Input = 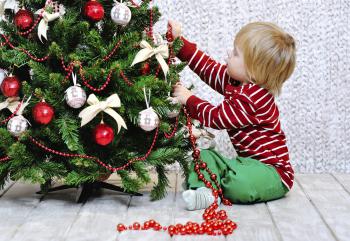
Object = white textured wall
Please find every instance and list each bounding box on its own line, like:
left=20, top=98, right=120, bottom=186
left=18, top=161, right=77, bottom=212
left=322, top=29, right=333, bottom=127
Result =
left=154, top=0, right=350, bottom=173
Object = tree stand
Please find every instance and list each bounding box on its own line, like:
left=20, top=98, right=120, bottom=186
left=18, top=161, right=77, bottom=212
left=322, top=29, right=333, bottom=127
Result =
left=37, top=181, right=143, bottom=203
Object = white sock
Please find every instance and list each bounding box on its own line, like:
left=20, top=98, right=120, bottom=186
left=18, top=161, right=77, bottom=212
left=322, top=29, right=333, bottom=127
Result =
left=182, top=187, right=221, bottom=211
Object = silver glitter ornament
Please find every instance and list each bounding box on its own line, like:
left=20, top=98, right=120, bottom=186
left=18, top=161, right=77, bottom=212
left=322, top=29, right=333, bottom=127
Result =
left=7, top=115, right=28, bottom=136
left=138, top=107, right=159, bottom=131
left=65, top=73, right=87, bottom=109
left=65, top=85, right=87, bottom=109
left=111, top=1, right=131, bottom=26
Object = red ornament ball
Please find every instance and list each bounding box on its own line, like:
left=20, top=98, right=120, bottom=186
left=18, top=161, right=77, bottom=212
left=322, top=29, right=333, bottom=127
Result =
left=141, top=62, right=150, bottom=75
left=14, top=9, right=34, bottom=31
left=93, top=123, right=114, bottom=146
left=32, top=101, right=54, bottom=125
left=84, top=0, right=105, bottom=22
left=1, top=75, right=21, bottom=97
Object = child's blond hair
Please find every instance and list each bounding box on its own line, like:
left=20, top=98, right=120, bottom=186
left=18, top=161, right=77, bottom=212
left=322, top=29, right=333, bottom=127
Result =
left=235, top=22, right=296, bottom=95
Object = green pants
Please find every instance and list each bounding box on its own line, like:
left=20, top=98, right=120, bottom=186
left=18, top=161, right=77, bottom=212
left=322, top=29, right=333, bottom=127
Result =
left=187, top=149, right=289, bottom=204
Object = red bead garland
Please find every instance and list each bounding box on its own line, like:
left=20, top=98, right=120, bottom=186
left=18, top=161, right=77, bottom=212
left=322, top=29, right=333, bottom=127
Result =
left=116, top=107, right=237, bottom=237
left=163, top=115, right=179, bottom=139
left=0, top=156, right=11, bottom=162
left=26, top=123, right=159, bottom=172
left=1, top=34, right=50, bottom=62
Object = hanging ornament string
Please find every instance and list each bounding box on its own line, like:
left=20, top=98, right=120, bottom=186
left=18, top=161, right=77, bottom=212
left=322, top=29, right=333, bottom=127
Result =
left=143, top=86, right=151, bottom=109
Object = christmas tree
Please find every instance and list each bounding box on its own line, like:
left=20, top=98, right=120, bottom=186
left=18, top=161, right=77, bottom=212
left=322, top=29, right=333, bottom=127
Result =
left=0, top=0, right=191, bottom=201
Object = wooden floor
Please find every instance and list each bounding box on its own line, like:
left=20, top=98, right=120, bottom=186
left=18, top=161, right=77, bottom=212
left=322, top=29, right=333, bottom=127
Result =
left=0, top=173, right=349, bottom=241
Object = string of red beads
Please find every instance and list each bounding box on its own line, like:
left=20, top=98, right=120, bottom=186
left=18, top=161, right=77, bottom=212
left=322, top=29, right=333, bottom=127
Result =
left=78, top=62, right=115, bottom=92
left=1, top=34, right=50, bottom=62
left=116, top=107, right=237, bottom=237
left=99, top=39, right=123, bottom=64
left=0, top=156, right=11, bottom=162
left=163, top=115, right=179, bottom=139
left=28, top=125, right=159, bottom=173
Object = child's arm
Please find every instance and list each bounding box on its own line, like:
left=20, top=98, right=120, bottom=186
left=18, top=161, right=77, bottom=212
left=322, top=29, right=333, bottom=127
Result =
left=185, top=93, right=258, bottom=130
left=168, top=20, right=232, bottom=95
left=177, top=37, right=232, bottom=96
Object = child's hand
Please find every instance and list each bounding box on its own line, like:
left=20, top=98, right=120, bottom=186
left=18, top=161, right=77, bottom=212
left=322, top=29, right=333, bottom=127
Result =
left=167, top=20, right=182, bottom=40
left=171, top=82, right=193, bottom=105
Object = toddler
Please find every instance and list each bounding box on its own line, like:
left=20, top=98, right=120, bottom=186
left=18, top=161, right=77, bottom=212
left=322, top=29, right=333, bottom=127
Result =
left=169, top=21, right=296, bottom=210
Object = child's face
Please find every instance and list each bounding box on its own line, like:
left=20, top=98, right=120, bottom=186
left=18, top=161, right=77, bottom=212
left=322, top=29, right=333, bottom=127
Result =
left=225, top=44, right=249, bottom=83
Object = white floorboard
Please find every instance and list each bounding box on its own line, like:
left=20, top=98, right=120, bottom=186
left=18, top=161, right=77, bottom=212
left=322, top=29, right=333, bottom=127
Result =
left=297, top=174, right=350, bottom=241
left=267, top=178, right=335, bottom=241
left=0, top=182, right=42, bottom=241
left=0, top=174, right=350, bottom=241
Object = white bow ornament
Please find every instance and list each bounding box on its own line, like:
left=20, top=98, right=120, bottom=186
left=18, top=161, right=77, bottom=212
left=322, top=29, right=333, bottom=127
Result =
left=0, top=95, right=31, bottom=115
left=35, top=2, right=65, bottom=43
left=78, top=94, right=127, bottom=134
left=131, top=40, right=169, bottom=79
left=0, top=97, right=21, bottom=113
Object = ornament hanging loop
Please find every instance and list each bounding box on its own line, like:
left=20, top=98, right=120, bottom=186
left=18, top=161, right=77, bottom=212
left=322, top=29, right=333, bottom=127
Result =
left=143, top=86, right=151, bottom=109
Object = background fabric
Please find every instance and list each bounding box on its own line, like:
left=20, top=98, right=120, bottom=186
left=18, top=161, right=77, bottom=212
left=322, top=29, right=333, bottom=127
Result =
left=153, top=0, right=350, bottom=173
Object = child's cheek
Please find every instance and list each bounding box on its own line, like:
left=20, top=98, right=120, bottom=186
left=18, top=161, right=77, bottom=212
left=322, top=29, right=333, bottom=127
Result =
left=226, top=62, right=236, bottom=78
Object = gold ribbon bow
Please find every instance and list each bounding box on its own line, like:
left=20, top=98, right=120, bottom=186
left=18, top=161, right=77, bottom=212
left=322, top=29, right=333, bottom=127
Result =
left=78, top=94, right=127, bottom=133
left=131, top=40, right=169, bottom=78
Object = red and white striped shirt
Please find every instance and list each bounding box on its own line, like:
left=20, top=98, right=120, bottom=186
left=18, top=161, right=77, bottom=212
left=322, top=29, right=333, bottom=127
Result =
left=178, top=37, right=294, bottom=190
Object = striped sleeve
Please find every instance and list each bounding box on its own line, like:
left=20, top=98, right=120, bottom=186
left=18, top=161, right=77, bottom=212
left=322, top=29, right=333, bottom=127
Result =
left=185, top=94, right=259, bottom=130
left=178, top=37, right=231, bottom=95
